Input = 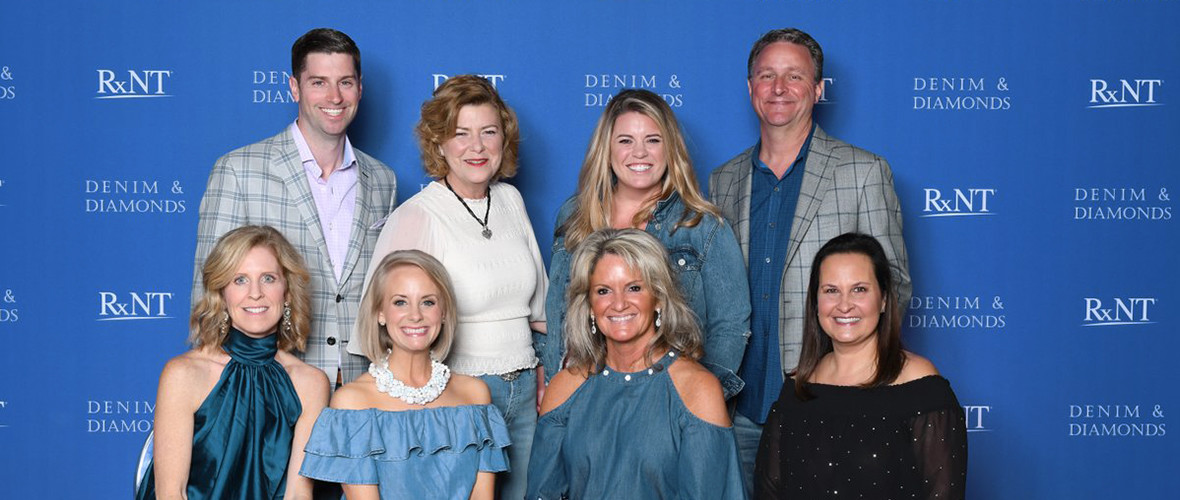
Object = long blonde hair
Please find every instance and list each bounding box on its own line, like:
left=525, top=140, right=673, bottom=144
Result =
left=558, top=89, right=720, bottom=250
left=190, top=225, right=311, bottom=352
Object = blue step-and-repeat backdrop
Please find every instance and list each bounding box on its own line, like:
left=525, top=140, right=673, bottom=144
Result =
left=1, top=1, right=1177, bottom=498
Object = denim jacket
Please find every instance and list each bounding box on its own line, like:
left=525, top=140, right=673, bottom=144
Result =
left=537, top=193, right=751, bottom=398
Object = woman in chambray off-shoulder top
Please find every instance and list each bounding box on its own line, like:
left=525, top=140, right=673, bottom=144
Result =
left=301, top=251, right=510, bottom=499
left=528, top=229, right=746, bottom=499
left=540, top=89, right=749, bottom=398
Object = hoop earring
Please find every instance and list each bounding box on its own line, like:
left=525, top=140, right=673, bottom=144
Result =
left=282, top=301, right=293, bottom=336
left=219, top=310, right=229, bottom=336
left=655, top=308, right=662, bottom=330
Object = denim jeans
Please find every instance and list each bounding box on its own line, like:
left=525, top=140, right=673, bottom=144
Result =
left=733, top=412, right=764, bottom=496
left=481, top=369, right=537, bottom=500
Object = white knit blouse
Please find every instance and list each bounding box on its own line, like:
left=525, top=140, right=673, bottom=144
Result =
left=355, top=181, right=548, bottom=376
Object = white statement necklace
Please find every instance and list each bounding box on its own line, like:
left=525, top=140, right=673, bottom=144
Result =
left=369, top=356, right=451, bottom=405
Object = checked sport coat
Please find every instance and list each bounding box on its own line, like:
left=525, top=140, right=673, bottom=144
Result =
left=708, top=125, right=911, bottom=373
left=192, top=127, right=397, bottom=383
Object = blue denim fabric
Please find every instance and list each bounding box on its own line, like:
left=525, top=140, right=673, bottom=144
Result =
left=480, top=370, right=537, bottom=500
left=732, top=411, right=764, bottom=496
left=540, top=193, right=751, bottom=397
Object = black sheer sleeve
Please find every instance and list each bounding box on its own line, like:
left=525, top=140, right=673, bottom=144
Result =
left=911, top=405, right=968, bottom=499
left=754, top=399, right=786, bottom=499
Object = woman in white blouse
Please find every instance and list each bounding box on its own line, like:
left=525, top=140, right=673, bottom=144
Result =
left=356, top=74, right=547, bottom=499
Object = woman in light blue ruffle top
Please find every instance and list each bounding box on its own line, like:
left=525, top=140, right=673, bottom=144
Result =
left=300, top=250, right=510, bottom=499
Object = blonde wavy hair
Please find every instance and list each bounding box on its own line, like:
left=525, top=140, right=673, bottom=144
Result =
left=190, top=225, right=311, bottom=352
left=416, top=75, right=521, bottom=182
left=355, top=250, right=458, bottom=362
left=558, top=89, right=720, bottom=250
left=564, top=228, right=704, bottom=373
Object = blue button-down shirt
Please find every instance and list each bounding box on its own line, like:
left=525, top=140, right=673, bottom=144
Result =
left=736, top=124, right=814, bottom=424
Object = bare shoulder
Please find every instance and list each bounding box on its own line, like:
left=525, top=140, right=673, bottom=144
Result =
left=276, top=352, right=330, bottom=403
left=161, top=350, right=208, bottom=380
left=539, top=368, right=589, bottom=415
left=448, top=374, right=492, bottom=405
left=895, top=351, right=940, bottom=384
left=157, top=349, right=224, bottom=408
left=668, top=358, right=731, bottom=427
left=162, top=349, right=225, bottom=385
left=330, top=375, right=376, bottom=410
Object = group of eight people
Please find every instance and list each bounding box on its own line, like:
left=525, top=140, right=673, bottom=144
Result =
left=136, top=26, right=966, bottom=500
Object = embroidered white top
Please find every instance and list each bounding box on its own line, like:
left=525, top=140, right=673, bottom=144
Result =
left=355, top=181, right=548, bottom=376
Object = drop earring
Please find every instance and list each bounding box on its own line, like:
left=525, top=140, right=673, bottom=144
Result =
left=282, top=301, right=293, bottom=335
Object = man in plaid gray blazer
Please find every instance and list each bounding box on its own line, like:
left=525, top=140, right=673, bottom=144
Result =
left=708, top=28, right=911, bottom=490
left=193, top=29, right=397, bottom=385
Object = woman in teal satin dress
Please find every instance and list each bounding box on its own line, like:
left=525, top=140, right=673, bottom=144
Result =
left=136, top=225, right=330, bottom=500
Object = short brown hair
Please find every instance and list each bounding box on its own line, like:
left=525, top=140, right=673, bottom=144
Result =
left=416, top=75, right=520, bottom=181
left=747, top=28, right=824, bottom=83
left=291, top=28, right=361, bottom=80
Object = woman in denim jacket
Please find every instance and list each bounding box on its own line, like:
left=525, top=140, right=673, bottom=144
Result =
left=539, top=89, right=750, bottom=398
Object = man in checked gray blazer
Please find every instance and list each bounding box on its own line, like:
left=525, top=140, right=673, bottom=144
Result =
left=709, top=28, right=911, bottom=490
left=193, top=28, right=397, bottom=386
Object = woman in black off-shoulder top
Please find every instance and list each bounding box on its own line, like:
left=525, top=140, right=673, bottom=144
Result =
left=754, top=233, right=967, bottom=499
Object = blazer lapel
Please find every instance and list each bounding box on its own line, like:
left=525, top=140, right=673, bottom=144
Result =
left=785, top=126, right=835, bottom=268
left=275, top=131, right=333, bottom=285
left=339, top=159, right=373, bottom=287
left=735, top=153, right=753, bottom=262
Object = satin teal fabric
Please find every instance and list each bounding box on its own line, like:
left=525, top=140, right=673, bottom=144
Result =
left=136, top=328, right=302, bottom=500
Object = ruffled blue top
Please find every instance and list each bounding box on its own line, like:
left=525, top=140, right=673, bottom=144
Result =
left=300, top=404, right=511, bottom=499
left=527, top=350, right=747, bottom=499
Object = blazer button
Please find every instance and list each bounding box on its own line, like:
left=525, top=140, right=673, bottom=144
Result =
left=326, top=337, right=337, bottom=346
left=335, top=294, right=343, bottom=303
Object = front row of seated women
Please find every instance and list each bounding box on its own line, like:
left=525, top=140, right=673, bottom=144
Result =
left=140, top=224, right=964, bottom=499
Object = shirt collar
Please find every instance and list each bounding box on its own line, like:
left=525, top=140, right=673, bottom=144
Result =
left=289, top=120, right=357, bottom=178
left=648, top=191, right=682, bottom=223
left=752, top=122, right=816, bottom=175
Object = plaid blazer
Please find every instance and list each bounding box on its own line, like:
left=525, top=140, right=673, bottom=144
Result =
left=708, top=126, right=910, bottom=372
left=192, top=128, right=398, bottom=382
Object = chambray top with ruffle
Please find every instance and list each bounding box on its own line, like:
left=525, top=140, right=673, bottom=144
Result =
left=299, top=404, right=511, bottom=499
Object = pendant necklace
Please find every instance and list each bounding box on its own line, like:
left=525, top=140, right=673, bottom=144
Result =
left=442, top=177, right=492, bottom=239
